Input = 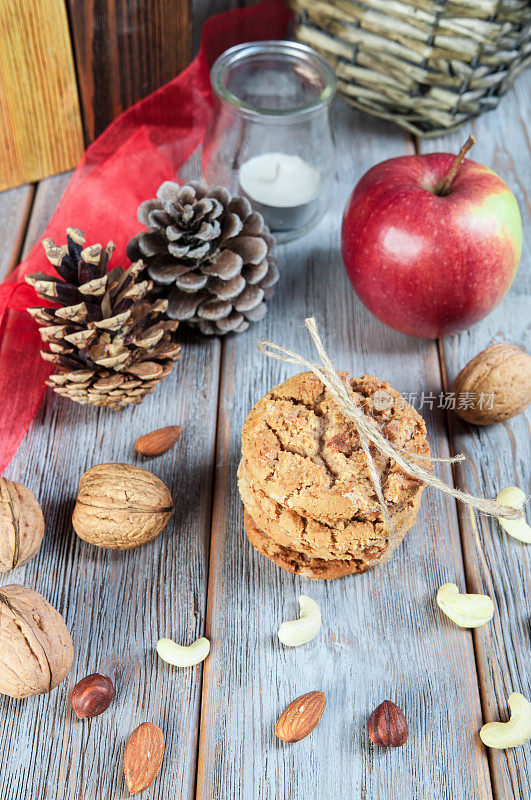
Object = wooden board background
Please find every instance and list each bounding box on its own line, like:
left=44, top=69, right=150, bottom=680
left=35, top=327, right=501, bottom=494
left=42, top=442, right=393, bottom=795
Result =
left=66, top=0, right=192, bottom=141
left=0, top=1, right=529, bottom=798
left=431, top=78, right=531, bottom=799
left=0, top=0, right=84, bottom=191
left=0, top=0, right=191, bottom=190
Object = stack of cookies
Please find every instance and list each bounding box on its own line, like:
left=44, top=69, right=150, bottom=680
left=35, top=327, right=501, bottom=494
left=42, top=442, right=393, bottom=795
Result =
left=238, top=371, right=431, bottom=579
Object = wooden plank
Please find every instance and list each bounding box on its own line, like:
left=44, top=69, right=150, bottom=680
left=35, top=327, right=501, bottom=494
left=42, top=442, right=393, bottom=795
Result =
left=426, top=73, right=531, bottom=800
left=1, top=4, right=525, bottom=798
left=67, top=0, right=193, bottom=141
left=0, top=172, right=70, bottom=281
left=19, top=172, right=73, bottom=258
left=0, top=184, right=34, bottom=279
left=192, top=0, right=241, bottom=51
left=0, top=169, right=222, bottom=798
left=197, top=100, right=493, bottom=800
left=0, top=0, right=84, bottom=191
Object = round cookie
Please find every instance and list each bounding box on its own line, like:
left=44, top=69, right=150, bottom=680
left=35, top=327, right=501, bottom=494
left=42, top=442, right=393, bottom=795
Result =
left=238, top=459, right=421, bottom=561
left=243, top=510, right=384, bottom=579
left=241, top=372, right=431, bottom=524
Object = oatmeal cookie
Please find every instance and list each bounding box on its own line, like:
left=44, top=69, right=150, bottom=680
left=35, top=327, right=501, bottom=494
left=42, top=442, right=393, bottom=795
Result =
left=238, top=459, right=421, bottom=561
left=243, top=510, right=384, bottom=579
left=241, top=372, right=430, bottom=524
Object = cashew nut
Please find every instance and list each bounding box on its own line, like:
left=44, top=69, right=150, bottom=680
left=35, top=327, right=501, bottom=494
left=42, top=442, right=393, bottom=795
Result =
left=480, top=693, right=531, bottom=749
left=156, top=636, right=210, bottom=667
left=436, top=583, right=494, bottom=628
left=496, top=486, right=531, bottom=543
left=278, top=595, right=322, bottom=647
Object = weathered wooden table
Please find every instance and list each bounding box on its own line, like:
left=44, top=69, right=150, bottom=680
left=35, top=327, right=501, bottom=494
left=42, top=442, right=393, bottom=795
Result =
left=0, top=6, right=529, bottom=798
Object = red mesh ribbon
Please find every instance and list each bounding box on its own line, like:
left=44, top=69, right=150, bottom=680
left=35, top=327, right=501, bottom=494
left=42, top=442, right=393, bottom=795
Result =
left=0, top=0, right=291, bottom=473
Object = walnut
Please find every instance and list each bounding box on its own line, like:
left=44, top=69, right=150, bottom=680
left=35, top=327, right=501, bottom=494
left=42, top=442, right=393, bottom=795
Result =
left=72, top=463, right=173, bottom=549
left=0, top=479, right=45, bottom=572
left=452, top=343, right=531, bottom=425
left=0, top=585, right=74, bottom=698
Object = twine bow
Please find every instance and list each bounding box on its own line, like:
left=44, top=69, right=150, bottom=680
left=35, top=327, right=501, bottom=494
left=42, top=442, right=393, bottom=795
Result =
left=258, top=318, right=522, bottom=560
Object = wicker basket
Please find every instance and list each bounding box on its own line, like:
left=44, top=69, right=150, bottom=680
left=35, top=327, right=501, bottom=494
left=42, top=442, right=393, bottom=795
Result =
left=290, top=0, right=531, bottom=136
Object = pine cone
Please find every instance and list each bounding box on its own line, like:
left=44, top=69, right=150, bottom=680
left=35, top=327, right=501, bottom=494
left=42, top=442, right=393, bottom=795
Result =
left=126, top=181, right=279, bottom=335
left=25, top=229, right=181, bottom=409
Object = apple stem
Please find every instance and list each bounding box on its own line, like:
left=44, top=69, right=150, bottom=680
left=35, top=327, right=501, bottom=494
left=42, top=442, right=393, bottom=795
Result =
left=438, top=135, right=476, bottom=196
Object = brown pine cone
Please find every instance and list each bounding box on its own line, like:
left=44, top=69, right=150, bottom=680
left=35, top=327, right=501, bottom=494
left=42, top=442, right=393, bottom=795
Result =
left=25, top=229, right=181, bottom=409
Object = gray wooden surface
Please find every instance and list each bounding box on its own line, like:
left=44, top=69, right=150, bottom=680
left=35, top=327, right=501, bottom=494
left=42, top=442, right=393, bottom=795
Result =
left=429, top=76, right=531, bottom=800
left=0, top=2, right=529, bottom=798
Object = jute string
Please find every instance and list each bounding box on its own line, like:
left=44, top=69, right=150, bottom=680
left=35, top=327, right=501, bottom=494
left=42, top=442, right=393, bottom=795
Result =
left=258, top=318, right=522, bottom=561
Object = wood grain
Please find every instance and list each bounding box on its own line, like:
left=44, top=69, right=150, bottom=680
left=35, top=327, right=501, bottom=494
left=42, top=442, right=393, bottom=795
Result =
left=0, top=341, right=221, bottom=799
left=196, top=100, right=493, bottom=800
left=192, top=0, right=243, bottom=51
left=0, top=0, right=84, bottom=191
left=1, top=3, right=529, bottom=798
left=0, top=185, right=34, bottom=279
left=426, top=73, right=531, bottom=800
left=19, top=173, right=74, bottom=258
left=67, top=0, right=192, bottom=142
left=0, top=166, right=222, bottom=798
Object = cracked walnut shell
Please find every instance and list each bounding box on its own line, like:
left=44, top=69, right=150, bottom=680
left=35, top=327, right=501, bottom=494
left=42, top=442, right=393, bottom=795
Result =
left=72, top=463, right=173, bottom=549
left=0, top=585, right=74, bottom=698
left=0, top=479, right=45, bottom=572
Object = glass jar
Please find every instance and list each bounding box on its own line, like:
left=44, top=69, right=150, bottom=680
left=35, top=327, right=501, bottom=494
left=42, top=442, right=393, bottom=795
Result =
left=202, top=40, right=336, bottom=243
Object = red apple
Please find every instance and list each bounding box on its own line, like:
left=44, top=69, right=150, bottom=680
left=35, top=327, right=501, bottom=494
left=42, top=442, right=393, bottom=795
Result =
left=341, top=139, right=522, bottom=338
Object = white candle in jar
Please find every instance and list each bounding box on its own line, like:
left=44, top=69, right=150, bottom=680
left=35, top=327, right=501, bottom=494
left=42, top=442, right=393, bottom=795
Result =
left=239, top=153, right=320, bottom=206
left=238, top=153, right=321, bottom=232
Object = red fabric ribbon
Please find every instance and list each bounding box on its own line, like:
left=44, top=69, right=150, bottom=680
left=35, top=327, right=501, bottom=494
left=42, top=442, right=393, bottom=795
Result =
left=0, top=0, right=291, bottom=474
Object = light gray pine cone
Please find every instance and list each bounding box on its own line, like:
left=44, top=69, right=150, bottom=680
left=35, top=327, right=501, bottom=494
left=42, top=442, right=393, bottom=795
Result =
left=126, top=181, right=279, bottom=335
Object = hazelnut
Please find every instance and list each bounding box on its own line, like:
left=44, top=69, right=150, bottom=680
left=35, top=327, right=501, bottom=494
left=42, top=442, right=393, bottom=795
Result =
left=0, top=585, right=73, bottom=698
left=368, top=700, right=408, bottom=747
left=70, top=673, right=115, bottom=718
left=72, top=463, right=173, bottom=549
left=0, top=478, right=45, bottom=572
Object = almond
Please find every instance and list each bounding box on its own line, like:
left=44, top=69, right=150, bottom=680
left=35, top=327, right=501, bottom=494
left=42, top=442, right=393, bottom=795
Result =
left=134, top=426, right=182, bottom=457
left=368, top=700, right=408, bottom=747
left=275, top=690, right=326, bottom=742
left=124, top=722, right=165, bottom=795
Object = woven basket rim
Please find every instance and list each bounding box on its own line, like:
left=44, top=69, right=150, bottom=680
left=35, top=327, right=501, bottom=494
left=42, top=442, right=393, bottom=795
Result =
left=290, top=0, right=531, bottom=136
